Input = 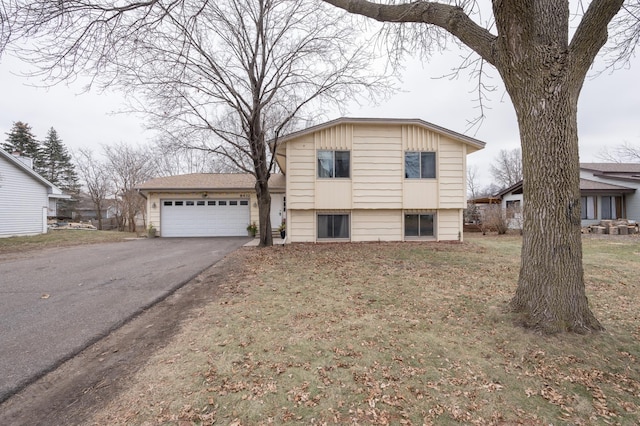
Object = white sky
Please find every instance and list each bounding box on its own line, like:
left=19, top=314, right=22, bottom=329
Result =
left=1, top=41, right=639, bottom=188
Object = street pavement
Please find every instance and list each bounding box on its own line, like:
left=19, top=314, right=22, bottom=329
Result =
left=0, top=237, right=248, bottom=402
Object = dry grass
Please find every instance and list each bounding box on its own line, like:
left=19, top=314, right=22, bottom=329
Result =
left=0, top=230, right=138, bottom=255
left=91, top=234, right=640, bottom=425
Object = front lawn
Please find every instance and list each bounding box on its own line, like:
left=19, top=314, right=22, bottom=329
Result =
left=92, top=234, right=640, bottom=425
left=0, top=230, right=137, bottom=255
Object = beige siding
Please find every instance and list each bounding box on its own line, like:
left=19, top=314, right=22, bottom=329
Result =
left=402, top=125, right=440, bottom=151
left=282, top=121, right=473, bottom=243
left=353, top=125, right=403, bottom=208
left=351, top=210, right=402, bottom=242
left=286, top=134, right=315, bottom=209
left=315, top=124, right=353, bottom=150
left=288, top=210, right=315, bottom=242
left=438, top=138, right=466, bottom=209
left=403, top=181, right=439, bottom=209
left=437, top=209, right=463, bottom=241
left=316, top=180, right=352, bottom=209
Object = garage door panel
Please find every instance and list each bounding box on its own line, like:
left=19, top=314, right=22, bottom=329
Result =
left=161, top=199, right=250, bottom=237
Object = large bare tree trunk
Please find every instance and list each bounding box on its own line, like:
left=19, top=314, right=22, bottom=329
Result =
left=507, top=85, right=603, bottom=333
left=496, top=0, right=604, bottom=333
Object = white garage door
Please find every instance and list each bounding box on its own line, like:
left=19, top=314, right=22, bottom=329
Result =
left=161, top=199, right=250, bottom=237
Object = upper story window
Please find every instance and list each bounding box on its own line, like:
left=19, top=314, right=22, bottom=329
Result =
left=405, top=151, right=436, bottom=179
left=318, top=150, right=350, bottom=178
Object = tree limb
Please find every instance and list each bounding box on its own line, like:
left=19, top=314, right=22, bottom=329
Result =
left=321, top=0, right=497, bottom=64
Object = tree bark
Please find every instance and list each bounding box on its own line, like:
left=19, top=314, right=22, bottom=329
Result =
left=505, top=81, right=603, bottom=333
left=255, top=178, right=273, bottom=247
left=493, top=0, right=607, bottom=333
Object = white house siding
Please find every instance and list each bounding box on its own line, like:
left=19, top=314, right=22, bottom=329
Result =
left=0, top=155, right=49, bottom=237
left=351, top=210, right=402, bottom=242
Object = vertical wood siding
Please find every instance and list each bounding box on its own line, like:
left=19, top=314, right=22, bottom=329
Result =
left=0, top=156, right=48, bottom=237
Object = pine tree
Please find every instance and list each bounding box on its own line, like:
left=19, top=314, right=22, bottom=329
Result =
left=41, top=127, right=80, bottom=218
left=3, top=121, right=44, bottom=172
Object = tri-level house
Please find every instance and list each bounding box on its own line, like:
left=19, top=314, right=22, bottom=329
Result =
left=273, top=118, right=486, bottom=243
left=137, top=118, right=485, bottom=240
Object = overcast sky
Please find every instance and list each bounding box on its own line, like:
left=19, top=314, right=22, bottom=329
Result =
left=1, top=41, right=639, bottom=187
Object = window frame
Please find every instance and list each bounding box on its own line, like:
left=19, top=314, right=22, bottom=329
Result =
left=405, top=151, right=436, bottom=179
left=317, top=213, right=350, bottom=239
left=404, top=213, right=435, bottom=238
left=317, top=150, right=351, bottom=179
left=580, top=196, right=596, bottom=220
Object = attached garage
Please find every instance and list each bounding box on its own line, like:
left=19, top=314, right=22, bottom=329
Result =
left=161, top=199, right=250, bottom=237
left=137, top=173, right=286, bottom=238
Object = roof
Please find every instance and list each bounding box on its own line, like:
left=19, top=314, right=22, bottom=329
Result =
left=137, top=173, right=286, bottom=192
left=274, top=117, right=487, bottom=150
left=580, top=163, right=640, bottom=174
left=0, top=147, right=68, bottom=198
left=494, top=177, right=636, bottom=198
left=579, top=178, right=636, bottom=193
left=496, top=181, right=524, bottom=198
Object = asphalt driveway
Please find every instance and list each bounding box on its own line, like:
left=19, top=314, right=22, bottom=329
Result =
left=0, top=237, right=248, bottom=403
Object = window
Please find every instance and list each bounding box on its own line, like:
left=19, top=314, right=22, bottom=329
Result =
left=506, top=200, right=521, bottom=219
left=404, top=214, right=434, bottom=237
left=174, top=201, right=184, bottom=206
left=601, top=196, right=623, bottom=220
left=405, top=152, right=436, bottom=179
left=318, top=150, right=350, bottom=178
left=581, top=196, right=595, bottom=220
left=317, top=214, right=349, bottom=239
left=197, top=201, right=205, bottom=206
left=163, top=201, right=172, bottom=206
left=208, top=201, right=216, bottom=206
left=219, top=201, right=227, bottom=206
left=186, top=201, right=194, bottom=206
left=240, top=200, right=249, bottom=206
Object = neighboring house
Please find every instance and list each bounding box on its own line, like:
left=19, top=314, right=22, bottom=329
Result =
left=497, top=182, right=524, bottom=229
left=273, top=117, right=485, bottom=243
left=0, top=147, right=70, bottom=238
left=579, top=163, right=640, bottom=226
left=496, top=163, right=640, bottom=228
left=137, top=173, right=286, bottom=237
left=72, top=193, right=118, bottom=221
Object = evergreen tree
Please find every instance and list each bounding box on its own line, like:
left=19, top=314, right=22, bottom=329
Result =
left=3, top=121, right=44, bottom=172
left=41, top=127, right=79, bottom=189
left=41, top=127, right=80, bottom=218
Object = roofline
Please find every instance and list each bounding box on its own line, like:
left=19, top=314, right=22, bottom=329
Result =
left=590, top=172, right=640, bottom=184
left=137, top=186, right=285, bottom=192
left=495, top=178, right=636, bottom=198
left=272, top=117, right=487, bottom=150
left=0, top=146, right=65, bottom=194
left=496, top=180, right=523, bottom=198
